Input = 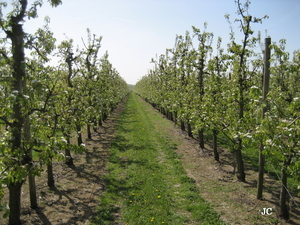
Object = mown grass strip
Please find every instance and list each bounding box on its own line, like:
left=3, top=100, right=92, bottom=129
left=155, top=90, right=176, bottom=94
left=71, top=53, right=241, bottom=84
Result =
left=90, top=93, right=226, bottom=225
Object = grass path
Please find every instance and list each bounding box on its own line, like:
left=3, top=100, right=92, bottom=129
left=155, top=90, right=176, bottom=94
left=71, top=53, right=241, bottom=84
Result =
left=91, top=93, right=226, bottom=225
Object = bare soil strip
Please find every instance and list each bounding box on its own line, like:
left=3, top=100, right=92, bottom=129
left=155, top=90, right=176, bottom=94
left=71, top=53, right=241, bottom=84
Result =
left=0, top=101, right=125, bottom=225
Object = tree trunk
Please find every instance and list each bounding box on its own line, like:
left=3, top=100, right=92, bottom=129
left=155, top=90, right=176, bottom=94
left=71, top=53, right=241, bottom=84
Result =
left=168, top=111, right=173, bottom=121
left=231, top=15, right=252, bottom=184
left=162, top=108, right=166, bottom=116
left=87, top=124, right=92, bottom=139
left=47, top=161, right=55, bottom=187
left=65, top=149, right=74, bottom=166
left=8, top=181, right=23, bottom=225
left=24, top=112, right=37, bottom=209
left=180, top=120, right=185, bottom=131
left=28, top=174, right=37, bottom=209
left=103, top=112, right=108, bottom=121
left=235, top=139, right=245, bottom=182
left=257, top=141, right=265, bottom=199
left=25, top=114, right=37, bottom=210
left=198, top=129, right=204, bottom=149
left=169, top=111, right=172, bottom=121
left=7, top=2, right=28, bottom=224
left=93, top=120, right=97, bottom=132
left=76, top=124, right=83, bottom=145
left=174, top=111, right=177, bottom=124
left=65, top=138, right=74, bottom=166
left=212, top=130, right=219, bottom=161
left=187, top=123, right=193, bottom=137
left=98, top=118, right=102, bottom=127
left=280, top=167, right=289, bottom=219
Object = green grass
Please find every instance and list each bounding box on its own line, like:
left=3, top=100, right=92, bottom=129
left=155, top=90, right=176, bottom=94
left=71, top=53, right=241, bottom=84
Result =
left=90, top=93, right=226, bottom=225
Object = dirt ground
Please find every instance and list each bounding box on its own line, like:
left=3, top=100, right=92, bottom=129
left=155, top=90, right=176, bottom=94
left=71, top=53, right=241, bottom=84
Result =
left=0, top=102, right=125, bottom=225
left=1, top=97, right=300, bottom=224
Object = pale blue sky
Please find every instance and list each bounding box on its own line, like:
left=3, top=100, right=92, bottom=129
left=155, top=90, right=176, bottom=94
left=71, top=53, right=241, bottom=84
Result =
left=5, top=1, right=300, bottom=84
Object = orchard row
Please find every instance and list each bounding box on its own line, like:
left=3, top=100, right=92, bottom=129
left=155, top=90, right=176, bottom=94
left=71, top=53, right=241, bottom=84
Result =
left=0, top=1, right=129, bottom=224
left=134, top=2, right=300, bottom=220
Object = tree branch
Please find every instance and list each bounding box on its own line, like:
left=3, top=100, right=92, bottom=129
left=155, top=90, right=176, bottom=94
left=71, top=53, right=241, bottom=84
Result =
left=13, top=0, right=28, bottom=24
left=0, top=116, right=12, bottom=126
left=0, top=48, right=11, bottom=64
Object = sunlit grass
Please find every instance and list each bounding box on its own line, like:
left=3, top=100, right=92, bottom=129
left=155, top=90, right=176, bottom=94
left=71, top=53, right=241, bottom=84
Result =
left=90, top=93, right=226, bottom=225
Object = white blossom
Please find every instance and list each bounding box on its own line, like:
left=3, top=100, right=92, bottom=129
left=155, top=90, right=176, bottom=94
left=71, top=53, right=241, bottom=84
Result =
left=61, top=137, right=67, bottom=143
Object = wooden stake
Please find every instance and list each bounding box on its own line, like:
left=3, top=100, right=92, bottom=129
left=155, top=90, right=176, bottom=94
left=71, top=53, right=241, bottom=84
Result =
left=257, top=37, right=271, bottom=199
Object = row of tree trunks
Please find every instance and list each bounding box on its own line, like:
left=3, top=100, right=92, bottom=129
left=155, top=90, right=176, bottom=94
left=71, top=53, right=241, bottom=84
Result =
left=149, top=102, right=220, bottom=163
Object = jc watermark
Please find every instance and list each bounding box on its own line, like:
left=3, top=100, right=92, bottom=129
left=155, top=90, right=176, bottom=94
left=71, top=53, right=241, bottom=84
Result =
left=260, top=208, right=273, bottom=215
